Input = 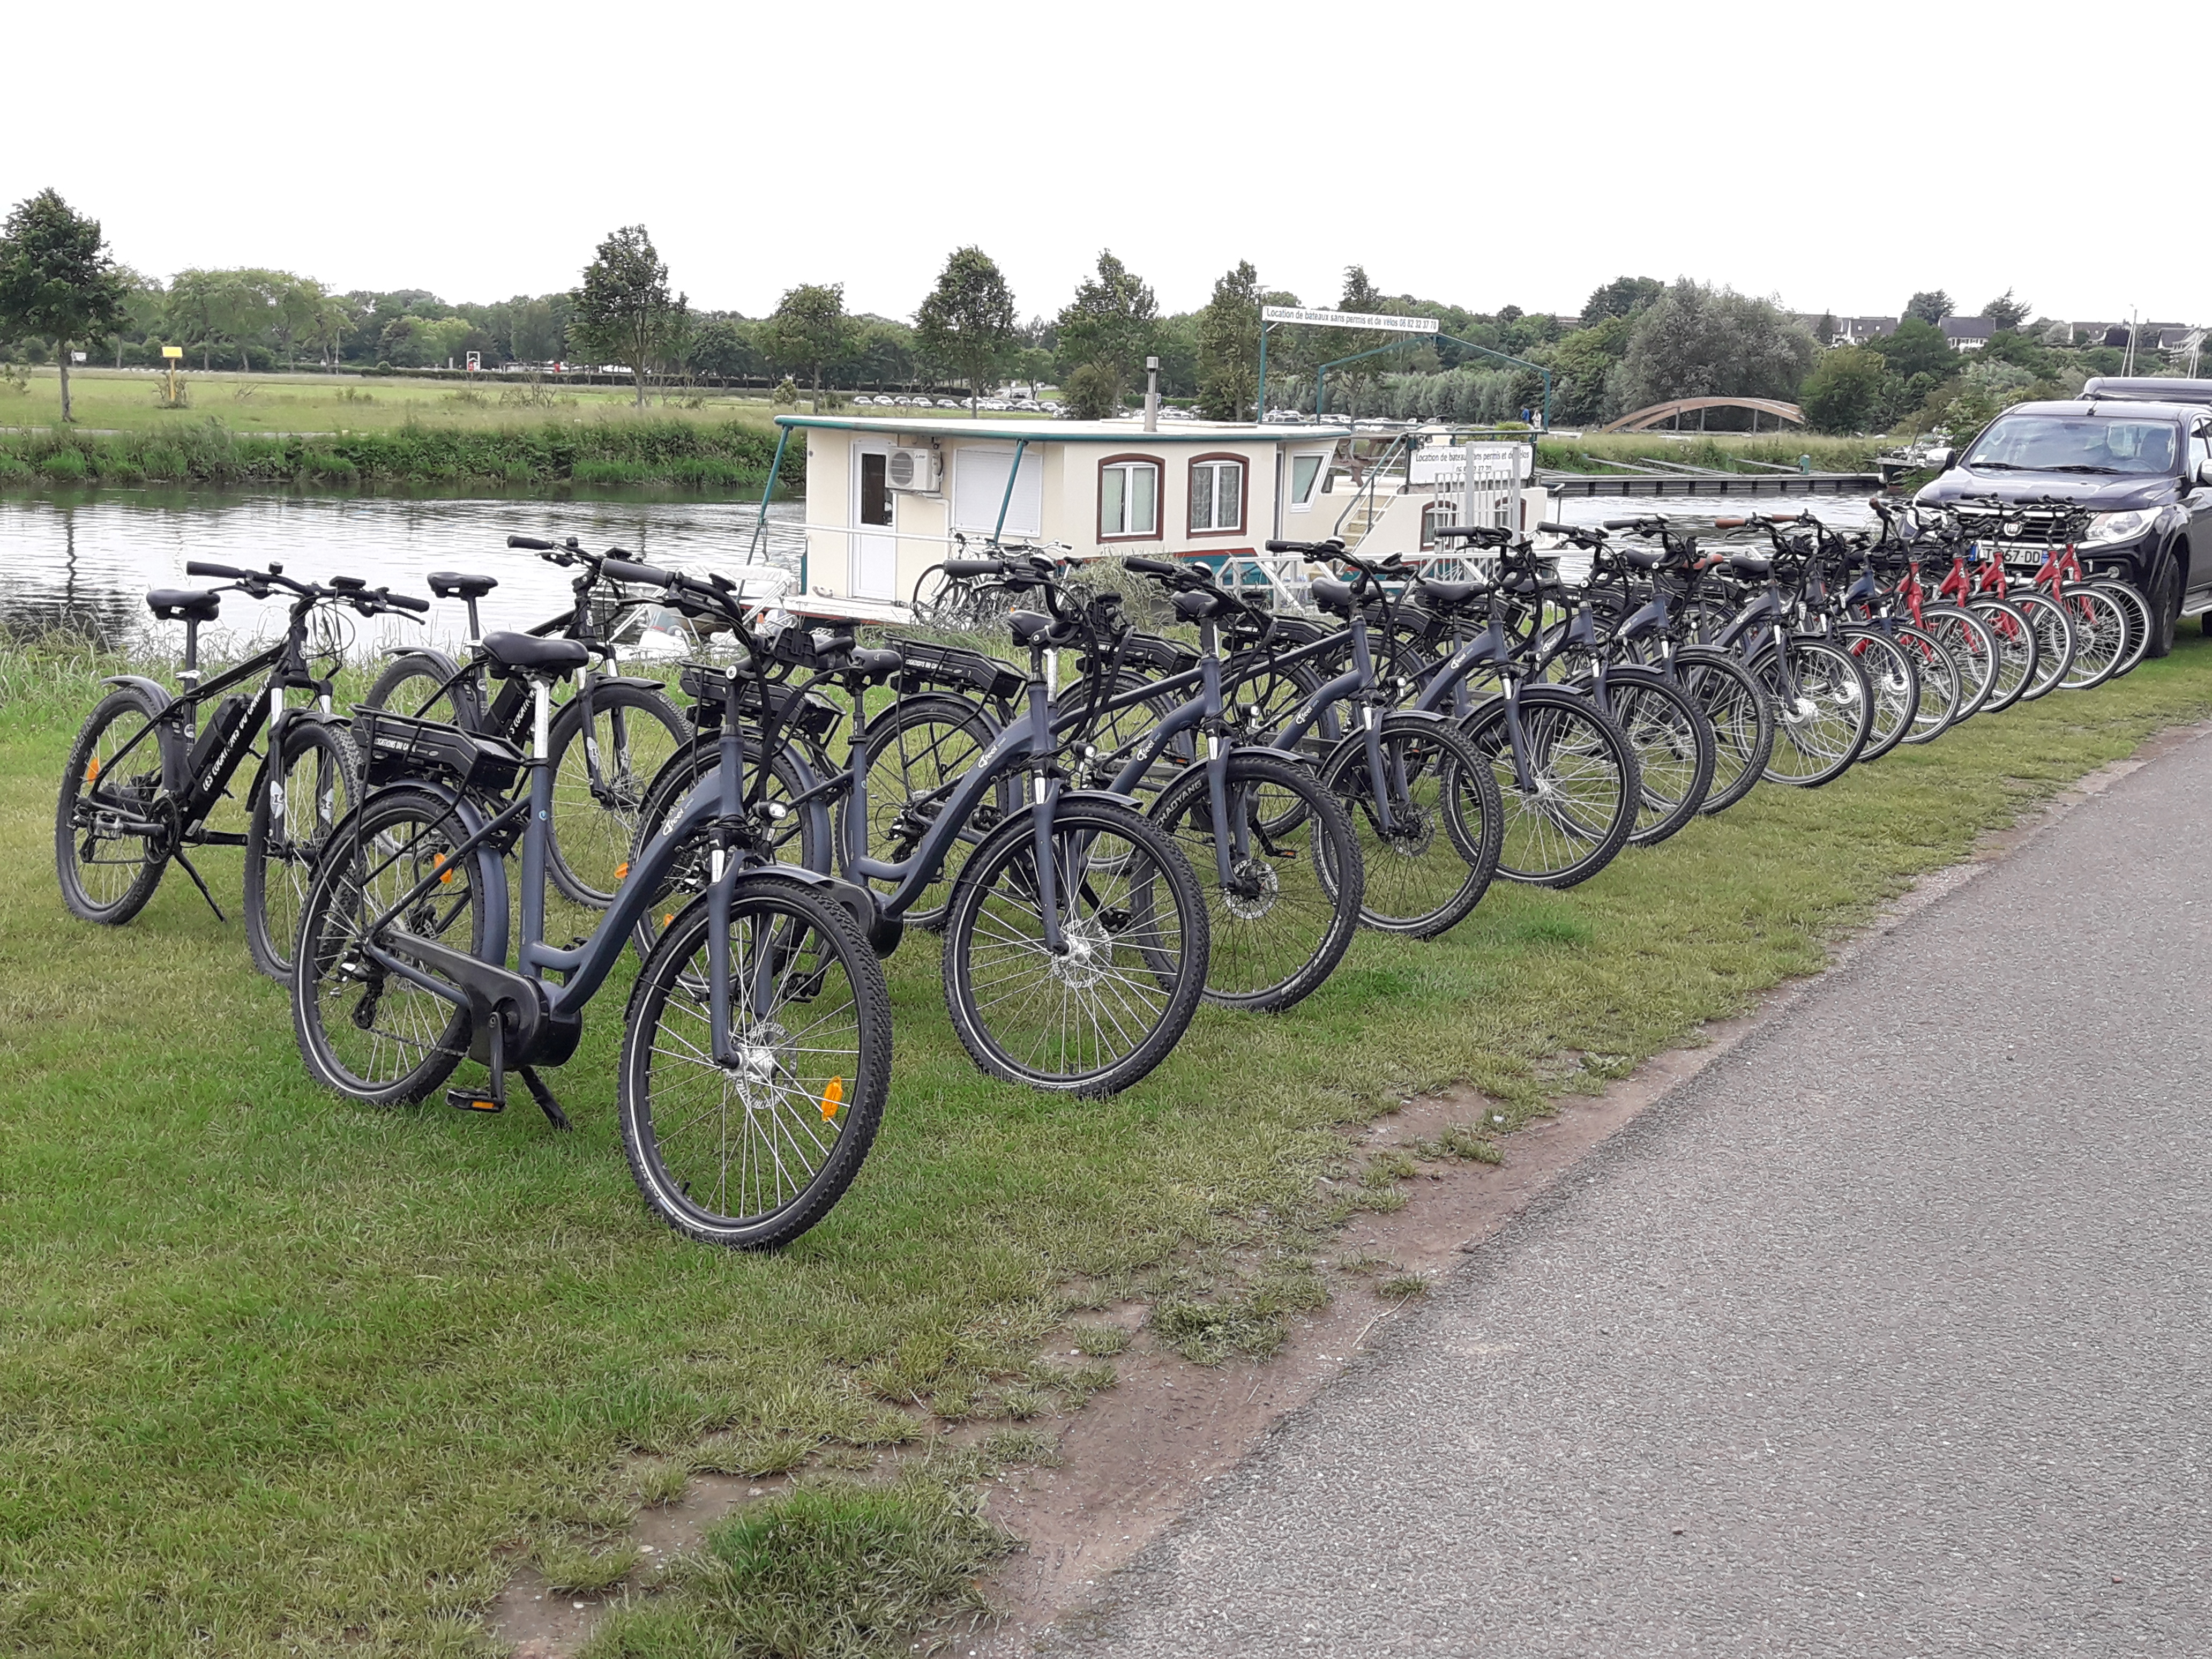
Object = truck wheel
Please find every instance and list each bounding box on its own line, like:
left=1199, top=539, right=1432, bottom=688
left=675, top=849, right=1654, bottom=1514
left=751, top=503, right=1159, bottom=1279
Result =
left=2146, top=558, right=2180, bottom=659
left=2200, top=613, right=2211, bottom=638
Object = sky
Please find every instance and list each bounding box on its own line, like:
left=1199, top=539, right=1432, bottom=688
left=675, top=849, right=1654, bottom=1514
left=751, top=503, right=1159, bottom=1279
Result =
left=9, top=0, right=2203, bottom=327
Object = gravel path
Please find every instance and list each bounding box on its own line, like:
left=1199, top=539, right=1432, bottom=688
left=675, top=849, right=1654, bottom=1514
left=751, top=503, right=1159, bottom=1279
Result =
left=1077, top=733, right=2212, bottom=1656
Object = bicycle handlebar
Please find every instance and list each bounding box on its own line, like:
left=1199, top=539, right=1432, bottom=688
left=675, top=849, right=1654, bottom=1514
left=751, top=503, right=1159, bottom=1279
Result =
left=1264, top=537, right=1343, bottom=556
left=186, top=560, right=258, bottom=580
left=600, top=558, right=674, bottom=589
left=942, top=557, right=1004, bottom=578
left=506, top=535, right=556, bottom=551
left=384, top=591, right=431, bottom=614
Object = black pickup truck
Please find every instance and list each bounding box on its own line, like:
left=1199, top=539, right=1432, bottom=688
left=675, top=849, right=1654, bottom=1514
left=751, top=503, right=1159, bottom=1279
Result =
left=1915, top=380, right=2212, bottom=656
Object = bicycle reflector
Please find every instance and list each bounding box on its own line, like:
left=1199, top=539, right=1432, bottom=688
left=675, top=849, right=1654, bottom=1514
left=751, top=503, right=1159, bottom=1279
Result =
left=615, top=860, right=630, bottom=882
left=820, top=1076, right=844, bottom=1120
left=85, top=756, right=101, bottom=781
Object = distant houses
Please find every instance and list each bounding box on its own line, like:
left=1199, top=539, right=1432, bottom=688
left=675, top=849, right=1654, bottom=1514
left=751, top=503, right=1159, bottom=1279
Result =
left=1803, top=313, right=2195, bottom=357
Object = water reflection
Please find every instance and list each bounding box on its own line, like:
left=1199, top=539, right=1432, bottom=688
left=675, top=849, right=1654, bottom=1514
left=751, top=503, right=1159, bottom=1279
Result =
left=0, top=491, right=806, bottom=657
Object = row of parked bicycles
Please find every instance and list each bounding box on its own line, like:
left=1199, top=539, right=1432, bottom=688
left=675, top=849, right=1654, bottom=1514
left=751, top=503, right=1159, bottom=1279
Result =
left=54, top=495, right=2149, bottom=1248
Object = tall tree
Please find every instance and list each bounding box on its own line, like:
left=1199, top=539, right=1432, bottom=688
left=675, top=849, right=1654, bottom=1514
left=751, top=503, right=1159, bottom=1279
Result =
left=1904, top=289, right=1953, bottom=326
left=1195, top=260, right=1262, bottom=421
left=1055, top=250, right=1158, bottom=419
left=1615, top=280, right=1817, bottom=411
left=913, top=246, right=1016, bottom=413
left=0, top=189, right=130, bottom=422
left=1581, top=275, right=1665, bottom=322
left=763, top=283, right=852, bottom=397
left=569, top=225, right=685, bottom=407
left=1979, top=288, right=2031, bottom=331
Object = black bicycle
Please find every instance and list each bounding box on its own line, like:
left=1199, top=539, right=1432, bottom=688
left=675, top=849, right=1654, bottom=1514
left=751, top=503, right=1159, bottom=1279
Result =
left=357, top=534, right=687, bottom=907
left=55, top=560, right=427, bottom=980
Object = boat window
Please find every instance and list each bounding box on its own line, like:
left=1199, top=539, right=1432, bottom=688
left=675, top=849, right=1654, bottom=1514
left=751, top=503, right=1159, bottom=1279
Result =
left=1964, top=415, right=2178, bottom=476
left=1288, top=453, right=1325, bottom=510
left=1189, top=457, right=1245, bottom=534
left=1100, top=458, right=1160, bottom=539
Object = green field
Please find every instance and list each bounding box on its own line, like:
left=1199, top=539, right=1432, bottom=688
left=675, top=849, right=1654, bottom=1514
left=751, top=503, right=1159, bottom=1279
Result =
left=5, top=631, right=2211, bottom=1657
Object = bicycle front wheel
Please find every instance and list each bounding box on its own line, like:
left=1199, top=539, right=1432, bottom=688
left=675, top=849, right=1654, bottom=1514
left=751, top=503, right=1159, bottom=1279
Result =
left=547, top=681, right=688, bottom=906
left=244, top=717, right=361, bottom=982
left=1602, top=668, right=1713, bottom=847
left=943, top=798, right=1209, bottom=1096
left=1315, top=713, right=1501, bottom=936
left=1841, top=628, right=1920, bottom=763
left=1463, top=687, right=1639, bottom=888
left=292, top=784, right=497, bottom=1106
left=618, top=876, right=891, bottom=1249
left=1148, top=749, right=1362, bottom=1013
left=1893, top=622, right=1962, bottom=745
left=1920, top=606, right=1999, bottom=723
left=1752, top=639, right=1869, bottom=787
left=2057, top=584, right=2128, bottom=690
left=2011, top=591, right=2075, bottom=703
left=1969, top=599, right=2038, bottom=713
left=1675, top=647, right=1774, bottom=815
left=2093, top=580, right=2153, bottom=679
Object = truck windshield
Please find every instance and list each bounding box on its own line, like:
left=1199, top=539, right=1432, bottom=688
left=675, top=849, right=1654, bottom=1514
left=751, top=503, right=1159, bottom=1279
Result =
left=1963, top=415, right=2178, bottom=475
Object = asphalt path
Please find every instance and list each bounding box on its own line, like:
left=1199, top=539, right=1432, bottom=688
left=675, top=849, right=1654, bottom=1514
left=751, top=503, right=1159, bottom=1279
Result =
left=1077, top=733, right=2212, bottom=1656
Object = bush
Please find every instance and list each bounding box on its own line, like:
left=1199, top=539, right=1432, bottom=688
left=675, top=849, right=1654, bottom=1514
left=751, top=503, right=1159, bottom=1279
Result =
left=39, top=450, right=88, bottom=481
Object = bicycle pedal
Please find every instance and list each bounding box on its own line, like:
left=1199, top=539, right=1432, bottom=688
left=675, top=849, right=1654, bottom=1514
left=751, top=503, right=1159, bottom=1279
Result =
left=445, top=1087, right=505, bottom=1114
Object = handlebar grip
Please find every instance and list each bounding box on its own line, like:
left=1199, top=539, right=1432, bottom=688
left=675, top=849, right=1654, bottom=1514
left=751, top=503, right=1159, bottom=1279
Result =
left=1122, top=557, right=1179, bottom=578
left=506, top=535, right=557, bottom=551
left=186, top=561, right=250, bottom=580
left=600, top=558, right=674, bottom=588
left=1534, top=521, right=1587, bottom=536
left=942, top=557, right=1003, bottom=578
left=1600, top=519, right=1644, bottom=531
left=1713, top=517, right=1748, bottom=529
left=385, top=592, right=431, bottom=614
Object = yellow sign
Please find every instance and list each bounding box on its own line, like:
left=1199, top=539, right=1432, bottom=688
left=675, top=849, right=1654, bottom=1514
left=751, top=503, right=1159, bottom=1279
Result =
left=161, top=346, right=183, bottom=360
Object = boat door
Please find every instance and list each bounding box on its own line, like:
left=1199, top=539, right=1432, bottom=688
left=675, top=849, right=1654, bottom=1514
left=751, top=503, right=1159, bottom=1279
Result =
left=850, top=438, right=896, bottom=600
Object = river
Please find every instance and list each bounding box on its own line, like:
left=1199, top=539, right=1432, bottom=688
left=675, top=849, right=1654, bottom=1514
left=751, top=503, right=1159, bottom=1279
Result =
left=0, top=488, right=1878, bottom=659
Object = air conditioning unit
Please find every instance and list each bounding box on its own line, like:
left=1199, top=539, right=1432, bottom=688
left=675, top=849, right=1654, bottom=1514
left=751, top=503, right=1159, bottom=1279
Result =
left=885, top=447, right=940, bottom=491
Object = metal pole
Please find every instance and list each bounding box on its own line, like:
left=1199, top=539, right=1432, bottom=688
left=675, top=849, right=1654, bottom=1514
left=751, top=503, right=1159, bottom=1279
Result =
left=1256, top=321, right=1271, bottom=425
left=990, top=437, right=1028, bottom=549
left=1144, top=356, right=1160, bottom=433
left=754, top=421, right=796, bottom=578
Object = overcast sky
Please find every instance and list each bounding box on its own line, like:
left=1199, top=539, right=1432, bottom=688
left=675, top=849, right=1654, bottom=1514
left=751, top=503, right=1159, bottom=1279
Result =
left=11, top=0, right=2201, bottom=327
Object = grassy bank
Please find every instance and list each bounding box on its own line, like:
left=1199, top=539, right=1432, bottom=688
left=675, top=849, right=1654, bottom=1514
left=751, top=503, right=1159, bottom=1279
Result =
left=0, top=415, right=802, bottom=492
left=5, top=633, right=2212, bottom=1658
left=1538, top=432, right=1886, bottom=475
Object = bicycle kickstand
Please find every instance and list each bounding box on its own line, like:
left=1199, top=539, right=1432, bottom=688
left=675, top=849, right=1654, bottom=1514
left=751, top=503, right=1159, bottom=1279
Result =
left=518, top=1066, right=571, bottom=1131
left=170, top=845, right=228, bottom=922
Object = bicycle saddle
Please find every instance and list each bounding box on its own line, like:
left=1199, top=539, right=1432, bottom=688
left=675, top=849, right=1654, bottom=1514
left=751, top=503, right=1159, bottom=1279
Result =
left=1725, top=554, right=1773, bottom=579
left=1171, top=588, right=1236, bottom=622
left=1618, top=548, right=1662, bottom=571
left=428, top=571, right=499, bottom=601
left=1008, top=610, right=1056, bottom=648
left=1309, top=577, right=1355, bottom=616
left=481, top=632, right=592, bottom=677
left=1413, top=577, right=1484, bottom=608
left=146, top=588, right=222, bottom=623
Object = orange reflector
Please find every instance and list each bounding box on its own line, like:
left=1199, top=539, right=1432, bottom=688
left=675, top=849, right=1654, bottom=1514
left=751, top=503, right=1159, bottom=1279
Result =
left=432, top=853, right=454, bottom=886
left=820, top=1076, right=845, bottom=1120
left=85, top=756, right=101, bottom=781
left=615, top=860, right=630, bottom=881
left=464, top=1098, right=498, bottom=1112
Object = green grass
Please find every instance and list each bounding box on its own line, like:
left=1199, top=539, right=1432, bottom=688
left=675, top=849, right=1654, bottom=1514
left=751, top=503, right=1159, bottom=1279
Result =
left=5, top=632, right=2212, bottom=1655
left=1537, top=432, right=1886, bottom=475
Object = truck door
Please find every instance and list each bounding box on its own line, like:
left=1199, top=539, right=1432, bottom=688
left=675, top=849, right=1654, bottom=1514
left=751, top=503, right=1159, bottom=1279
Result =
left=2186, top=421, right=2212, bottom=596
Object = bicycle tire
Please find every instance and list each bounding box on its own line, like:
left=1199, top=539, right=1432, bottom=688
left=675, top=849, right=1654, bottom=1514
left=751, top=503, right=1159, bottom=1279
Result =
left=1674, top=647, right=1774, bottom=815
left=1840, top=627, right=1920, bottom=763
left=1892, top=622, right=1962, bottom=746
left=360, top=651, right=481, bottom=727
left=1597, top=667, right=1714, bottom=847
left=1461, top=685, right=1640, bottom=888
left=1148, top=749, right=1363, bottom=1013
left=2093, top=579, right=2153, bottom=679
left=244, top=717, right=361, bottom=982
left=1314, top=712, right=1501, bottom=936
left=842, top=690, right=1014, bottom=932
left=2056, top=584, right=2128, bottom=690
left=55, top=684, right=172, bottom=925
left=941, top=797, right=1209, bottom=1096
left=1967, top=599, right=2037, bottom=713
left=292, top=783, right=502, bottom=1107
left=617, top=875, right=892, bottom=1249
left=1751, top=638, right=1870, bottom=787
left=545, top=681, right=689, bottom=906
left=1919, top=605, right=1999, bottom=723
left=2010, top=589, right=2075, bottom=702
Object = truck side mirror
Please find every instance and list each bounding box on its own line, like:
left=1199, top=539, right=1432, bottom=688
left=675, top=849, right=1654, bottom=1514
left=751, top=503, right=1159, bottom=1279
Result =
left=1928, top=447, right=1957, bottom=472
left=2196, top=459, right=2212, bottom=488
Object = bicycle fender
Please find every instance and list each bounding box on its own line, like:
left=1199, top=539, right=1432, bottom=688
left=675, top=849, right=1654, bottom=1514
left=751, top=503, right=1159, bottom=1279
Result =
left=101, top=673, right=175, bottom=715
left=1057, top=786, right=1146, bottom=812
left=594, top=674, right=674, bottom=693
left=384, top=646, right=465, bottom=677
left=730, top=865, right=891, bottom=955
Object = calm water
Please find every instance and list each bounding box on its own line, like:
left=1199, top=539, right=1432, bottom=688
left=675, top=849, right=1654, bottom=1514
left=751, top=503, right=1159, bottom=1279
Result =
left=0, top=488, right=1878, bottom=660
left=0, top=491, right=806, bottom=658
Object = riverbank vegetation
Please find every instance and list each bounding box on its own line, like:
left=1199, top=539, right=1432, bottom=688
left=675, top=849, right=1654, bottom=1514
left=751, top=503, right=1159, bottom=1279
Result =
left=7, top=630, right=2212, bottom=1655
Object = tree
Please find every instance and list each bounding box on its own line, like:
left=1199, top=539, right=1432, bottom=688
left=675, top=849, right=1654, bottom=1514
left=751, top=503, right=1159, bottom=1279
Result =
left=1904, top=289, right=1953, bottom=326
left=1615, top=281, right=1817, bottom=412
left=763, top=283, right=851, bottom=397
left=1869, top=316, right=1955, bottom=383
left=1799, top=345, right=1890, bottom=434
left=1979, top=289, right=2031, bottom=331
left=1054, top=250, right=1158, bottom=415
left=1544, top=314, right=1634, bottom=425
left=1195, top=260, right=1263, bottom=421
left=690, top=317, right=761, bottom=384
left=0, top=189, right=130, bottom=422
left=1581, top=275, right=1664, bottom=323
left=914, top=246, right=1016, bottom=413
left=569, top=225, right=685, bottom=407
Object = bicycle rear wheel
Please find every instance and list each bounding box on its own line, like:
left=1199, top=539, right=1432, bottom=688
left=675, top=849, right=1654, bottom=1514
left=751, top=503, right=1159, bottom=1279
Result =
left=1601, top=668, right=1713, bottom=847
left=1675, top=648, right=1774, bottom=815
left=360, top=651, right=480, bottom=727
left=547, top=682, right=688, bottom=906
left=1752, top=638, right=1869, bottom=787
left=1148, top=749, right=1362, bottom=1013
left=1462, top=686, right=1639, bottom=888
left=943, top=798, right=1208, bottom=1096
left=244, top=717, right=361, bottom=982
left=1316, top=713, right=1501, bottom=936
left=618, top=876, right=891, bottom=1249
left=292, top=784, right=498, bottom=1106
left=625, top=733, right=825, bottom=958
left=843, top=691, right=1012, bottom=931
left=55, top=684, right=171, bottom=924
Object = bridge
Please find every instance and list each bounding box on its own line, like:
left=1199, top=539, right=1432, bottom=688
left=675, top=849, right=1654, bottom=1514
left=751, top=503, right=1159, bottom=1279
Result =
left=1601, top=396, right=1805, bottom=434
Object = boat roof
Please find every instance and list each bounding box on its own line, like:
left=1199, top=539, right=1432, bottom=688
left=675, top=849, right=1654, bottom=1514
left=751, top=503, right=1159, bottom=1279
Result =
left=774, top=414, right=1352, bottom=444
